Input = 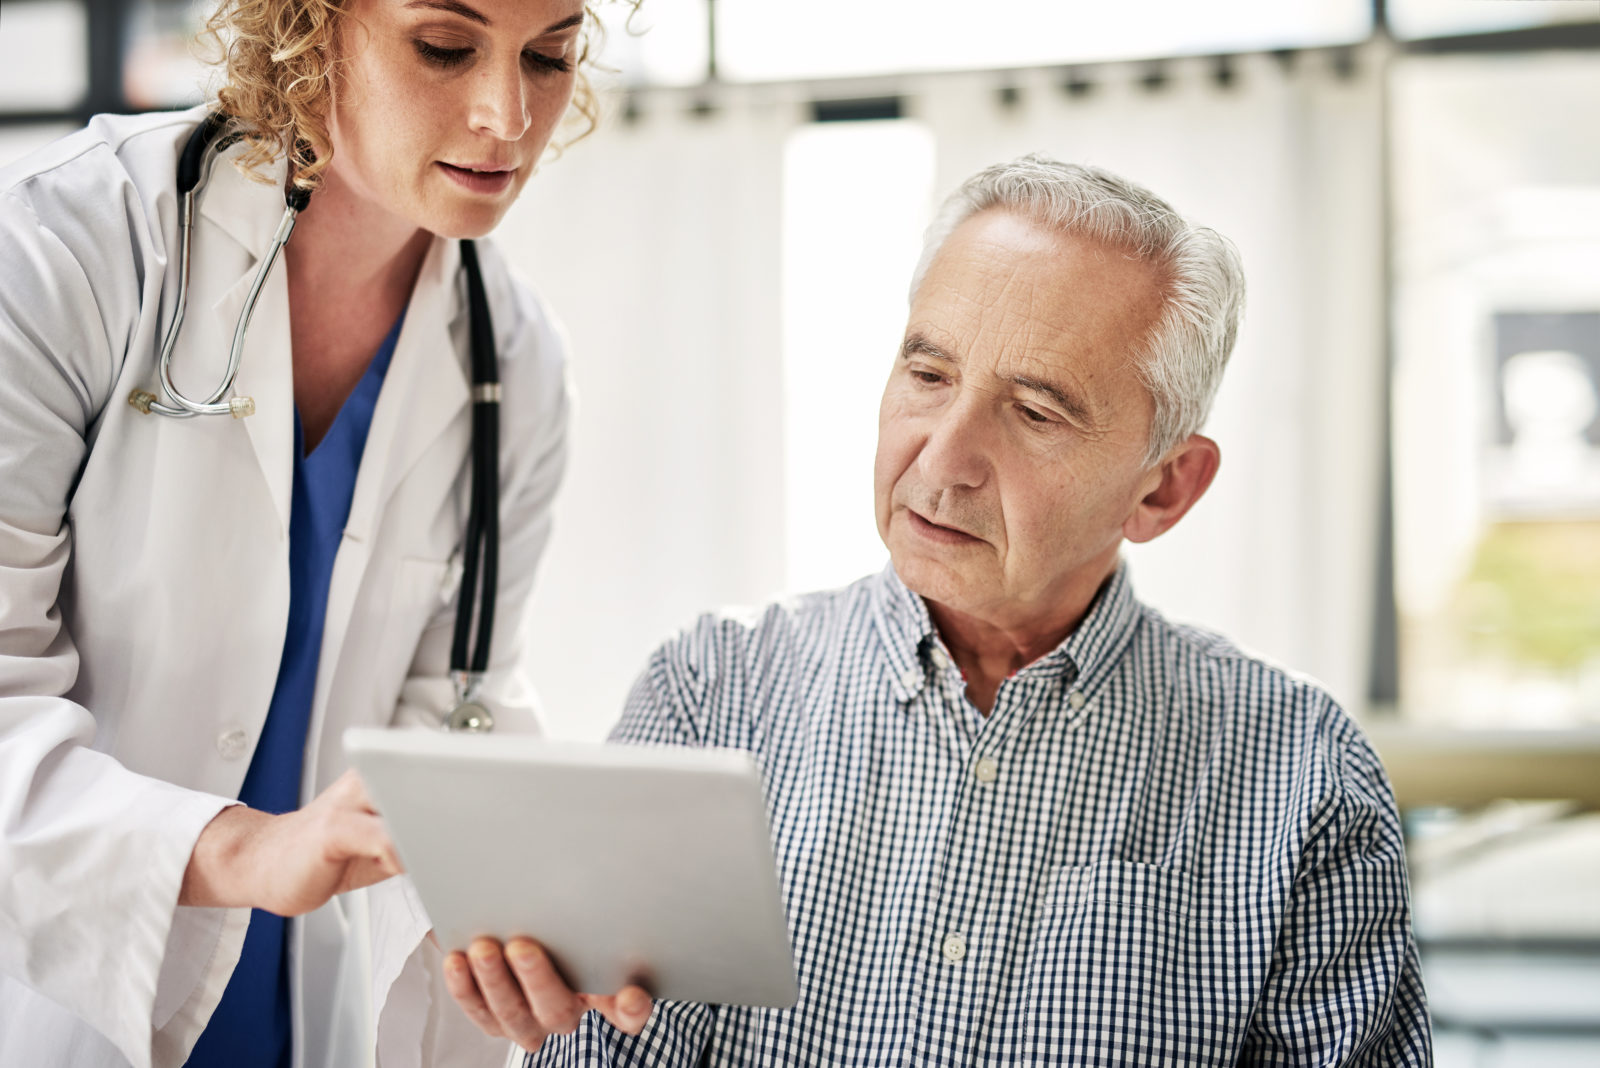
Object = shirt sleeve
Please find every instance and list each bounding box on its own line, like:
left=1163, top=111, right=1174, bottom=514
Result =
left=1238, top=737, right=1433, bottom=1066
left=517, top=649, right=719, bottom=1066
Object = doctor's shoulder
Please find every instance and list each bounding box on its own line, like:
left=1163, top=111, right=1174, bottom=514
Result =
left=0, top=108, right=205, bottom=246
left=466, top=234, right=571, bottom=383
left=0, top=110, right=207, bottom=408
left=468, top=235, right=574, bottom=451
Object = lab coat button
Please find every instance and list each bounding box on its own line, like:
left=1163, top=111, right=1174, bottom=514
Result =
left=974, top=757, right=999, bottom=784
left=941, top=932, right=967, bottom=963
left=216, top=729, right=250, bottom=761
left=1068, top=690, right=1087, bottom=711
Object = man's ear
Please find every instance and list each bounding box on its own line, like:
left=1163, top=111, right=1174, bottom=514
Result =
left=1123, top=434, right=1220, bottom=544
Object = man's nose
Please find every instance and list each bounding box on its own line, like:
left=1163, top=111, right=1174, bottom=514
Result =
left=468, top=56, right=533, bottom=142
left=915, top=393, right=992, bottom=491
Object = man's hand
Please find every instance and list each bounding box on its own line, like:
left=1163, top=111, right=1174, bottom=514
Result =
left=441, top=936, right=654, bottom=1051
left=180, top=769, right=402, bottom=915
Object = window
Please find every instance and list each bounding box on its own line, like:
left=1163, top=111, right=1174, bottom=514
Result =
left=717, top=0, right=1369, bottom=82
left=593, top=0, right=710, bottom=88
left=1388, top=0, right=1600, bottom=42
left=781, top=117, right=935, bottom=593
left=1390, top=51, right=1600, bottom=728
left=0, top=1, right=87, bottom=113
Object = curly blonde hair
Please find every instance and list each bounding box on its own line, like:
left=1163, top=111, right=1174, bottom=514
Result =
left=201, top=0, right=633, bottom=190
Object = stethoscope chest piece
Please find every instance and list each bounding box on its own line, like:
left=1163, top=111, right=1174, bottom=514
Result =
left=446, top=671, right=495, bottom=733
left=445, top=700, right=495, bottom=734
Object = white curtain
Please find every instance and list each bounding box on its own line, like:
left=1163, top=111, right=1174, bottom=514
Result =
left=496, top=48, right=1388, bottom=738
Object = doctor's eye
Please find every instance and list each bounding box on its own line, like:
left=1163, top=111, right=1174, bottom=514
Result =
left=415, top=40, right=473, bottom=69
left=523, top=49, right=573, bottom=75
left=1017, top=404, right=1052, bottom=424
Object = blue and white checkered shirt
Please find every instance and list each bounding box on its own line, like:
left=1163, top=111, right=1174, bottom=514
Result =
left=526, top=563, right=1432, bottom=1066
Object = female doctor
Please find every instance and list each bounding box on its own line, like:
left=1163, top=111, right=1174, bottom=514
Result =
left=0, top=0, right=649, bottom=1065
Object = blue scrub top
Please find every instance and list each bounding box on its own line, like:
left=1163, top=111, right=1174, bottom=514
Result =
left=186, top=309, right=404, bottom=1068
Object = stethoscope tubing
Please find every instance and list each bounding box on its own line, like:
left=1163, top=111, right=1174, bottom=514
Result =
left=454, top=239, right=500, bottom=680
left=141, top=113, right=503, bottom=726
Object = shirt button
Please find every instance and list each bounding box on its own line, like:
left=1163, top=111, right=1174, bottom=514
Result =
left=930, top=646, right=950, bottom=670
left=900, top=669, right=920, bottom=692
left=1068, top=690, right=1087, bottom=711
left=216, top=729, right=250, bottom=761
left=974, top=757, right=999, bottom=784
left=941, top=932, right=967, bottom=963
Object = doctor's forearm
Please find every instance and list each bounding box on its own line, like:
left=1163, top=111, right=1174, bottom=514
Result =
left=178, top=805, right=270, bottom=908
left=178, top=769, right=402, bottom=915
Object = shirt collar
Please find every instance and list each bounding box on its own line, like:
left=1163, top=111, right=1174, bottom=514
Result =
left=870, top=559, right=1143, bottom=704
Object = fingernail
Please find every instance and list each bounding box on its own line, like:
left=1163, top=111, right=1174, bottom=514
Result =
left=468, top=942, right=498, bottom=962
left=508, top=943, right=536, bottom=966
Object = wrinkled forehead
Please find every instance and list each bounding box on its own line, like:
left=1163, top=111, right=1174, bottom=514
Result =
left=909, top=210, right=1168, bottom=382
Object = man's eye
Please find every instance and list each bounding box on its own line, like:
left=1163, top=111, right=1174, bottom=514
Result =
left=910, top=370, right=945, bottom=385
left=1018, top=404, right=1052, bottom=424
left=415, top=41, right=472, bottom=68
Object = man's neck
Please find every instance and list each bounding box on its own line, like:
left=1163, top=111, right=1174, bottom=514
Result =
left=926, top=563, right=1116, bottom=717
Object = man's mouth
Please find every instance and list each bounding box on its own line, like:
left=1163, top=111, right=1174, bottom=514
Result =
left=906, top=509, right=982, bottom=544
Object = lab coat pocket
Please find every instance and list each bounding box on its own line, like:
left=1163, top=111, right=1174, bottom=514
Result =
left=1025, top=861, right=1240, bottom=1065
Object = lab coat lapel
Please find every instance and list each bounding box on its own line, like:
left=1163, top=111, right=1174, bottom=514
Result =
left=200, top=152, right=296, bottom=536
left=346, top=236, right=471, bottom=541
left=303, top=236, right=470, bottom=796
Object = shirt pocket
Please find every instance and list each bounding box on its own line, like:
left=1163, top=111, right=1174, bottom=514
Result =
left=1025, top=861, right=1240, bottom=1065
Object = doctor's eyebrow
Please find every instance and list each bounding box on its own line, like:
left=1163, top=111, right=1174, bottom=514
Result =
left=900, top=334, right=1096, bottom=424
left=405, top=0, right=586, bottom=34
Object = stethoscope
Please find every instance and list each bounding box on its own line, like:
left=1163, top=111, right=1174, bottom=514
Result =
left=129, top=112, right=501, bottom=733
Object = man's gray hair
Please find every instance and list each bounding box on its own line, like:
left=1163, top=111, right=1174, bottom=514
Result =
left=910, top=155, right=1245, bottom=465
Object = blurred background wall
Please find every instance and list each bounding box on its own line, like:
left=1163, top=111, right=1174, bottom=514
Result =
left=3, top=1, right=1599, bottom=1061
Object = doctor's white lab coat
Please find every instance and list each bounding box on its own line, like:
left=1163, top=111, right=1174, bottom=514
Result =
left=0, top=108, right=568, bottom=1067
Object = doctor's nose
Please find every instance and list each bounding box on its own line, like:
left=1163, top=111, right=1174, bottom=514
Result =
left=468, top=59, right=534, bottom=142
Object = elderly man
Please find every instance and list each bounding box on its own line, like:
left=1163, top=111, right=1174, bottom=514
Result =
left=452, top=156, right=1432, bottom=1065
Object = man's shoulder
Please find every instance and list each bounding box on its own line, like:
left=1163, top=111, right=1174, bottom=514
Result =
left=646, top=573, right=884, bottom=681
left=673, top=574, right=880, bottom=649
left=1131, top=603, right=1363, bottom=746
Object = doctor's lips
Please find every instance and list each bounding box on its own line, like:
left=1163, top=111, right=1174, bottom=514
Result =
left=437, top=161, right=516, bottom=194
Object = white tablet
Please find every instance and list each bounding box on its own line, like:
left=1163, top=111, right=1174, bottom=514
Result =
left=343, top=728, right=799, bottom=1008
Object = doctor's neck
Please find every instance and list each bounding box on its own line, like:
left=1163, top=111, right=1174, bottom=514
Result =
left=285, top=164, right=433, bottom=315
